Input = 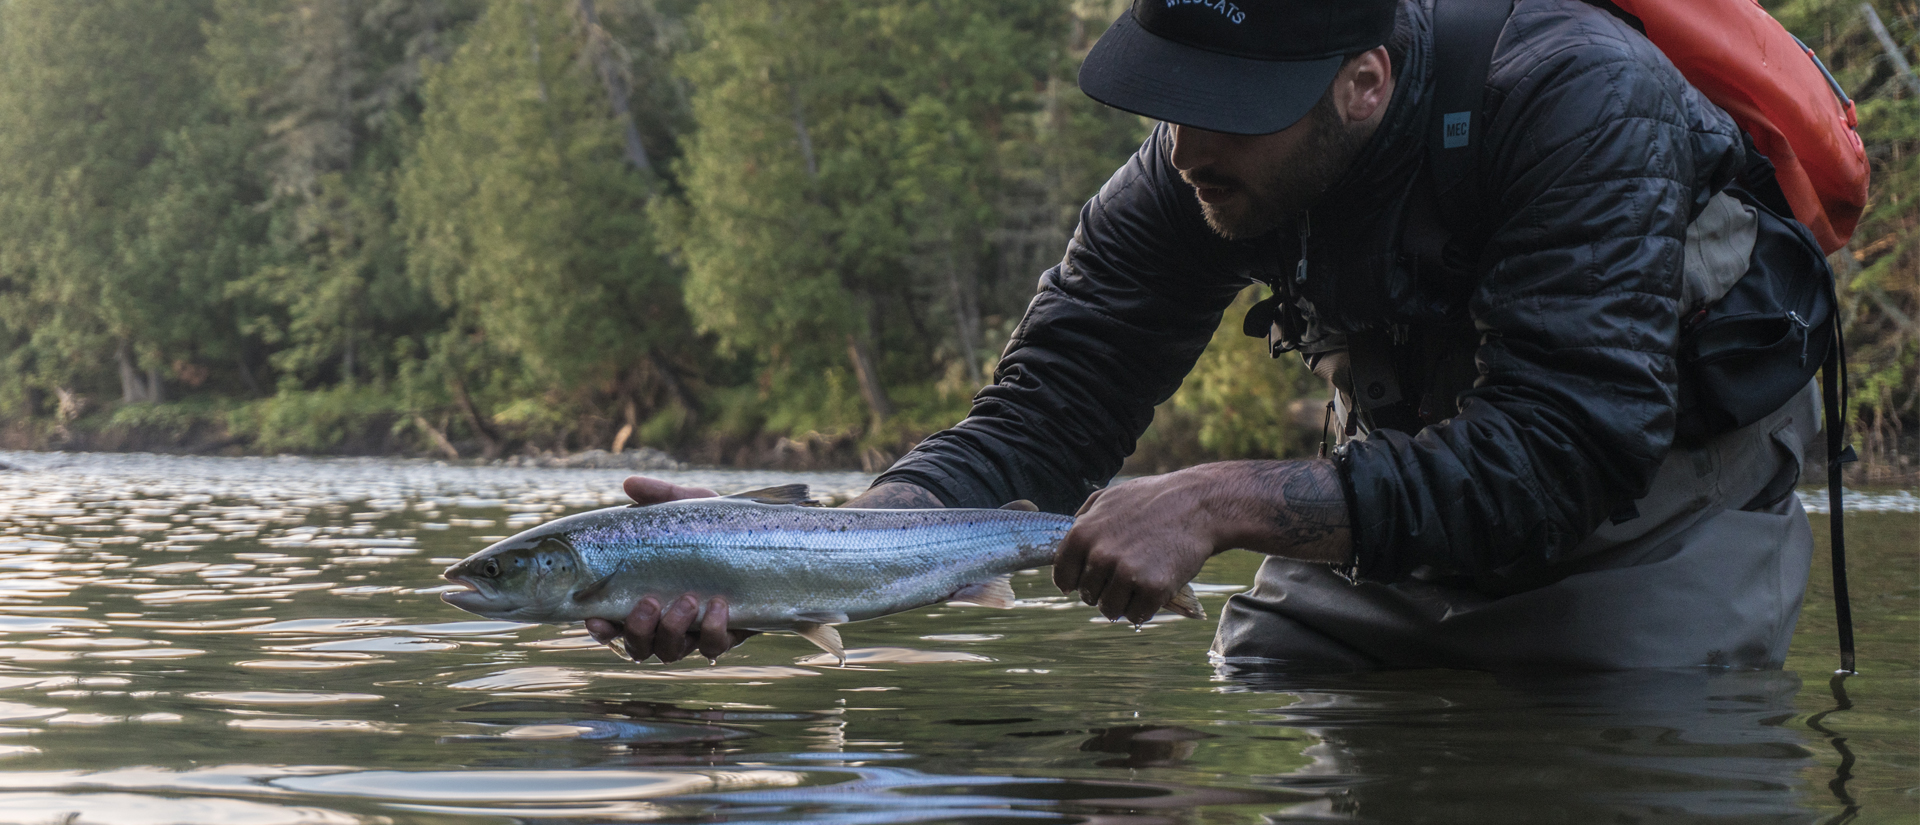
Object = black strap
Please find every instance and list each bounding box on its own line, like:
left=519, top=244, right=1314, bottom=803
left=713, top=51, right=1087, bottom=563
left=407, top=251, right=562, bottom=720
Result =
left=1428, top=0, right=1513, bottom=199
left=1822, top=324, right=1858, bottom=674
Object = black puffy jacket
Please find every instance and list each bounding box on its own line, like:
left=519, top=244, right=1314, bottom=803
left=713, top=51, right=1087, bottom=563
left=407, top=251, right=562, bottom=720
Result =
left=876, top=0, right=1748, bottom=588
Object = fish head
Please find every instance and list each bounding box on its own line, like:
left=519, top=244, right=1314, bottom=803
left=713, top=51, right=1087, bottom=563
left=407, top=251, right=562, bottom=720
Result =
left=442, top=527, right=592, bottom=621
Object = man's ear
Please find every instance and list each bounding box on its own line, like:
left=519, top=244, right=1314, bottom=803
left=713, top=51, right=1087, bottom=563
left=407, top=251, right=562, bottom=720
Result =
left=1335, top=46, right=1394, bottom=126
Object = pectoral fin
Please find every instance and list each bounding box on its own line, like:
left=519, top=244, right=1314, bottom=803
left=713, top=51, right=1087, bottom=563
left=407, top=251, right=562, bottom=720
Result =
left=791, top=622, right=845, bottom=665
left=723, top=484, right=817, bottom=506
left=571, top=573, right=617, bottom=604
left=1167, top=583, right=1206, bottom=620
left=949, top=574, right=1016, bottom=609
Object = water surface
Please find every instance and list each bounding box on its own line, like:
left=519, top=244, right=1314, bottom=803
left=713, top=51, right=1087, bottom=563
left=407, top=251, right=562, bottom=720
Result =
left=0, top=451, right=1912, bottom=824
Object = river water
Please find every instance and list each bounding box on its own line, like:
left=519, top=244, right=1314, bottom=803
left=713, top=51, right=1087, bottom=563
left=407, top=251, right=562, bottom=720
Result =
left=0, top=451, right=1912, bottom=824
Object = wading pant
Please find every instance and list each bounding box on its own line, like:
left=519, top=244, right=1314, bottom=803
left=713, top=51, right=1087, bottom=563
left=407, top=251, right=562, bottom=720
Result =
left=1211, top=384, right=1819, bottom=671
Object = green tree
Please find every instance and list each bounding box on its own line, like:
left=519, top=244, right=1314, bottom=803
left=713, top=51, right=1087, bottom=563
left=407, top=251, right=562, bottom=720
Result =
left=662, top=0, right=1098, bottom=448
left=399, top=0, right=697, bottom=457
left=203, top=0, right=479, bottom=393
left=1771, top=0, right=1918, bottom=479
left=0, top=0, right=249, bottom=415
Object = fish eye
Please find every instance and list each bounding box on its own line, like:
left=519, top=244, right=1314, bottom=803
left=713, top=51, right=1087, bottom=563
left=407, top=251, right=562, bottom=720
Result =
left=480, top=558, right=501, bottom=578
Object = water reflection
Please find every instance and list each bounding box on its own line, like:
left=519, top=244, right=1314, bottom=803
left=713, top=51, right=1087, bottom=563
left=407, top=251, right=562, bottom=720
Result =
left=1216, top=665, right=1824, bottom=822
left=0, top=451, right=1907, bottom=824
left=1078, top=725, right=1217, bottom=768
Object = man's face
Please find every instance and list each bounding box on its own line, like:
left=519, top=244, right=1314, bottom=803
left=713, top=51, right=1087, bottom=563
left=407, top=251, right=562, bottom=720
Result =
left=1170, top=95, right=1368, bottom=240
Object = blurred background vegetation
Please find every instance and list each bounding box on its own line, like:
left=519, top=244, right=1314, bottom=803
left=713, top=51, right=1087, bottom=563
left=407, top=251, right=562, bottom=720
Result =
left=0, top=0, right=1909, bottom=481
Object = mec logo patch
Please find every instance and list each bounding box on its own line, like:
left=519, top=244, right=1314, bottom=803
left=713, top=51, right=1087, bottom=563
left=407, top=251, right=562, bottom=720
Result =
left=1442, top=111, right=1470, bottom=148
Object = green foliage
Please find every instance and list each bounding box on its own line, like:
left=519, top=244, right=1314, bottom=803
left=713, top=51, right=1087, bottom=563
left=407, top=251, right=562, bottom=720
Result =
left=1171, top=287, right=1321, bottom=459
left=1770, top=0, right=1919, bottom=478
left=204, top=0, right=474, bottom=392
left=225, top=386, right=406, bottom=454
left=1129, top=288, right=1321, bottom=473
left=0, top=0, right=239, bottom=407
left=399, top=0, right=701, bottom=456
left=660, top=0, right=1125, bottom=444
left=48, top=0, right=1906, bottom=480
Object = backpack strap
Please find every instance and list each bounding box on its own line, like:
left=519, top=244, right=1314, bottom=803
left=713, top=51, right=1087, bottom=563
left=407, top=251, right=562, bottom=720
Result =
left=1398, top=0, right=1512, bottom=284
left=1347, top=0, right=1513, bottom=433
left=1822, top=324, right=1859, bottom=674
left=1428, top=0, right=1513, bottom=200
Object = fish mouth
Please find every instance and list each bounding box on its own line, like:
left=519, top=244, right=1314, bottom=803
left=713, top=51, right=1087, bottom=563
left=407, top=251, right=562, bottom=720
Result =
left=441, top=575, right=491, bottom=610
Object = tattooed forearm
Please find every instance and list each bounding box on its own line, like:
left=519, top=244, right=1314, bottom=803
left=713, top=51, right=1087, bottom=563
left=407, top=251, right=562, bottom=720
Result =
left=843, top=482, right=945, bottom=510
left=1238, top=460, right=1353, bottom=564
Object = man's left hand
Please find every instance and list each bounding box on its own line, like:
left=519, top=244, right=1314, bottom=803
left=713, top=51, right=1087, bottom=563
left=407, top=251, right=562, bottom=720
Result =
left=1051, top=460, right=1353, bottom=625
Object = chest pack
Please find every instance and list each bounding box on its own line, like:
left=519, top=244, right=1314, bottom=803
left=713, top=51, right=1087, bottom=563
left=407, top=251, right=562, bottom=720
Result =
left=1403, top=0, right=1865, bottom=673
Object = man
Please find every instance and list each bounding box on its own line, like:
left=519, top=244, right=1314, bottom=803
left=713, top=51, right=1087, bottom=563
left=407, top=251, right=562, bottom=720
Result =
left=592, top=0, right=1818, bottom=670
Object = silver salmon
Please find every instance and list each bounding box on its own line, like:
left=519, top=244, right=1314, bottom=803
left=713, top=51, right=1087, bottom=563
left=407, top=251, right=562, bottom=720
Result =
left=440, top=485, right=1203, bottom=662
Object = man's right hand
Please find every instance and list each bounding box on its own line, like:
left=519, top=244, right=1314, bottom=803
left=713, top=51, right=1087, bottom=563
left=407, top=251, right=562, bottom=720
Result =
left=585, top=477, right=941, bottom=664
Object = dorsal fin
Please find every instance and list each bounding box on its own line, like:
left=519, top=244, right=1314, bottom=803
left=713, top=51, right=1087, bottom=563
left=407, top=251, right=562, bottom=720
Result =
left=791, top=622, right=845, bottom=665
left=722, top=484, right=816, bottom=506
left=998, top=500, right=1039, bottom=512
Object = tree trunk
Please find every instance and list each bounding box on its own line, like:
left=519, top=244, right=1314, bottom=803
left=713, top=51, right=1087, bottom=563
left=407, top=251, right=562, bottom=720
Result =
left=146, top=366, right=163, bottom=404
left=575, top=0, right=652, bottom=173
left=942, top=229, right=983, bottom=383
left=237, top=343, right=263, bottom=397
left=451, top=377, right=502, bottom=459
left=611, top=394, right=638, bottom=454
left=413, top=414, right=461, bottom=460
left=646, top=349, right=699, bottom=416
left=524, top=0, right=549, bottom=102
left=846, top=331, right=892, bottom=429
left=117, top=341, right=146, bottom=403
left=341, top=330, right=356, bottom=387
left=1862, top=4, right=1920, bottom=98
left=789, top=79, right=818, bottom=178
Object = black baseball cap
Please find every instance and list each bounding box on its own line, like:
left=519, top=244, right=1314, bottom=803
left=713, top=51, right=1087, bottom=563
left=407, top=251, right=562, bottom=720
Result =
left=1080, top=0, right=1398, bottom=135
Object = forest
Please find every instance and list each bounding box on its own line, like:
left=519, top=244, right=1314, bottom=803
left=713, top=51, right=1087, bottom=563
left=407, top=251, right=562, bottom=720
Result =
left=0, top=0, right=1912, bottom=482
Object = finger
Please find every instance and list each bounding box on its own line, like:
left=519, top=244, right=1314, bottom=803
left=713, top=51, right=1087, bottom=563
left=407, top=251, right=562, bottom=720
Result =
left=1077, top=560, right=1111, bottom=610
left=652, top=594, right=700, bottom=663
left=585, top=617, right=617, bottom=644
left=1097, top=581, right=1133, bottom=622
left=623, top=476, right=717, bottom=506
left=1122, top=587, right=1161, bottom=626
left=619, top=598, right=662, bottom=663
left=1073, top=487, right=1105, bottom=517
left=697, top=597, right=733, bottom=661
left=1053, top=529, right=1090, bottom=593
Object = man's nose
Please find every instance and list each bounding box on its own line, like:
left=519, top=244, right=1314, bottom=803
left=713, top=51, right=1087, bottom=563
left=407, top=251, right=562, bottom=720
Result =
left=1169, top=124, right=1223, bottom=172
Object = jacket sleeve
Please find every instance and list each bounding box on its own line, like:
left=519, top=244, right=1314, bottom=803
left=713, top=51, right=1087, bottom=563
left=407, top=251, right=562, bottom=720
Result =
left=875, top=126, right=1251, bottom=513
left=1339, top=22, right=1742, bottom=584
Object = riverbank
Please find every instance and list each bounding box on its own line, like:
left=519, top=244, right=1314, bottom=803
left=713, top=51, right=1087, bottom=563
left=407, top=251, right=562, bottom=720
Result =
left=6, top=398, right=1914, bottom=486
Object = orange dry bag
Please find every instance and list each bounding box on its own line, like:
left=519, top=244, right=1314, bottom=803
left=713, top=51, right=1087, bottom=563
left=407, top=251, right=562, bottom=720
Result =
left=1609, top=0, right=1871, bottom=253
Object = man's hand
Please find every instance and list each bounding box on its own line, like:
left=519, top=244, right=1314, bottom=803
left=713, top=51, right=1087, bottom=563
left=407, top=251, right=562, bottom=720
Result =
left=585, top=476, right=941, bottom=663
left=1052, top=460, right=1352, bottom=625
left=586, top=593, right=755, bottom=664
left=585, top=476, right=746, bottom=663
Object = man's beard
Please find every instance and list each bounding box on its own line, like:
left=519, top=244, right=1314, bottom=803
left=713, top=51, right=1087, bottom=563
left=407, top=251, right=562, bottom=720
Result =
left=1190, top=96, right=1367, bottom=240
